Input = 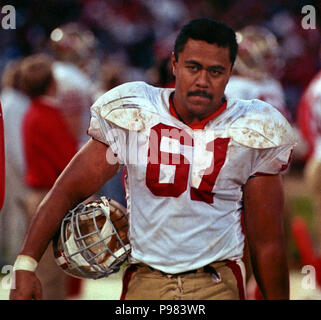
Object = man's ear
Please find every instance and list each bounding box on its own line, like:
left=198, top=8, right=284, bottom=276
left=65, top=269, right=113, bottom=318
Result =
left=171, top=52, right=177, bottom=77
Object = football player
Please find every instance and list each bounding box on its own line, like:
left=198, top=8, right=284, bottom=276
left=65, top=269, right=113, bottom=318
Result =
left=224, top=25, right=289, bottom=120
left=297, top=68, right=321, bottom=259
left=225, top=25, right=307, bottom=164
left=10, top=19, right=295, bottom=300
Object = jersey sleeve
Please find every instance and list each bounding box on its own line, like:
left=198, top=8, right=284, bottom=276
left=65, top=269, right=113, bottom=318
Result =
left=87, top=96, right=128, bottom=164
left=225, top=99, right=296, bottom=176
left=227, top=99, right=296, bottom=149
left=87, top=81, right=161, bottom=164
left=250, top=144, right=293, bottom=176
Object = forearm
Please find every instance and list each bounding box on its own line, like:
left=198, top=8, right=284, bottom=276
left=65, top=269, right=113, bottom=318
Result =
left=243, top=174, right=290, bottom=300
left=249, top=240, right=289, bottom=299
left=18, top=139, right=119, bottom=263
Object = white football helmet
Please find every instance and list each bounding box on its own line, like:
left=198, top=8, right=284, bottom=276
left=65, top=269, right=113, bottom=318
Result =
left=234, top=25, right=284, bottom=80
left=49, top=22, right=98, bottom=76
left=53, top=197, right=130, bottom=279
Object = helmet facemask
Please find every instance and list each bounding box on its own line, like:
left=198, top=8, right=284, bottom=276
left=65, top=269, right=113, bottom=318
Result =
left=53, top=197, right=130, bottom=279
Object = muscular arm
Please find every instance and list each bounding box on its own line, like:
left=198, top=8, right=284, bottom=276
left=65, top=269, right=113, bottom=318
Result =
left=20, top=138, right=119, bottom=262
left=243, top=174, right=289, bottom=300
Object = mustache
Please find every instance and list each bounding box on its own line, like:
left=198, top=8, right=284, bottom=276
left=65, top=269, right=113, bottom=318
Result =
left=187, top=90, right=213, bottom=99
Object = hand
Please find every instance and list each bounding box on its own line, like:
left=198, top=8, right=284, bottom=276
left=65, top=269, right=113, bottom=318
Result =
left=9, top=270, right=42, bottom=300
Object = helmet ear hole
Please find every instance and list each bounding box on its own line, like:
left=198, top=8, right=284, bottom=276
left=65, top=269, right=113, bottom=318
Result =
left=53, top=197, right=131, bottom=279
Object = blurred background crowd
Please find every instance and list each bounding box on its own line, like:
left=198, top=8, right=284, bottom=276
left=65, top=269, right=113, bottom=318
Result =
left=0, top=0, right=321, bottom=299
left=0, top=0, right=320, bottom=115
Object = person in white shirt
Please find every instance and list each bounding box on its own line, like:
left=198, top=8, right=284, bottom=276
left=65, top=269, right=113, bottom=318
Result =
left=0, top=60, right=30, bottom=265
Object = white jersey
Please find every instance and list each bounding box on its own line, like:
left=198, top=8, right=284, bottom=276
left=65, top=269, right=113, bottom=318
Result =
left=88, top=81, right=295, bottom=274
left=225, top=75, right=289, bottom=120
left=0, top=88, right=30, bottom=263
left=1, top=88, right=30, bottom=174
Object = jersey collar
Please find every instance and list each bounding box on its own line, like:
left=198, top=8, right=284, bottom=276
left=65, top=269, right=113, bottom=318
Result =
left=169, top=93, right=227, bottom=130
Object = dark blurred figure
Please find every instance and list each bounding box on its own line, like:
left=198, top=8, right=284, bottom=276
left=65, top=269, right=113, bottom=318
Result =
left=147, top=56, right=176, bottom=88
left=95, top=58, right=128, bottom=98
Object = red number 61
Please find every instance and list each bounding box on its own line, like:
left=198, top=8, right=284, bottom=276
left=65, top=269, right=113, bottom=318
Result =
left=146, top=123, right=229, bottom=204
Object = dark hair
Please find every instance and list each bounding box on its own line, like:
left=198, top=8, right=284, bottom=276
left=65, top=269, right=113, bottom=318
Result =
left=1, top=59, right=23, bottom=90
left=174, top=18, right=238, bottom=66
left=19, top=54, right=54, bottom=98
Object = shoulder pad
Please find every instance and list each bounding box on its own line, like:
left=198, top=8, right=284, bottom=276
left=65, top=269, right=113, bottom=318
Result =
left=91, top=81, right=160, bottom=131
left=226, top=99, right=296, bottom=149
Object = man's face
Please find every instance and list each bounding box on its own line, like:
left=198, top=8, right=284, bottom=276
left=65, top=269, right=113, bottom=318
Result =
left=172, top=39, right=233, bottom=123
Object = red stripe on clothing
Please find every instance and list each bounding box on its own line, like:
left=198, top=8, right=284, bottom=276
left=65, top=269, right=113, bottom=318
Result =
left=66, top=276, right=83, bottom=297
left=226, top=260, right=246, bottom=300
left=120, top=264, right=137, bottom=300
left=280, top=149, right=293, bottom=172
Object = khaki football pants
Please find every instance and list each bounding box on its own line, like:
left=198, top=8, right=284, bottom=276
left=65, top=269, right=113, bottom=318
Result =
left=121, top=260, right=246, bottom=300
left=304, top=156, right=321, bottom=254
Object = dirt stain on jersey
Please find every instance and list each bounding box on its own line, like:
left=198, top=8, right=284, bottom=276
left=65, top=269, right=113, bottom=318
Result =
left=104, top=106, right=159, bottom=131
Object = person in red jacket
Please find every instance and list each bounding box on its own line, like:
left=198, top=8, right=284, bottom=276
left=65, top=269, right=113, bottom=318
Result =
left=19, top=54, right=78, bottom=299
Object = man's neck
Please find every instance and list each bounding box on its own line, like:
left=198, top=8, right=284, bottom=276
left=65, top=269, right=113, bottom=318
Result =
left=171, top=92, right=226, bottom=125
left=170, top=93, right=227, bottom=129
